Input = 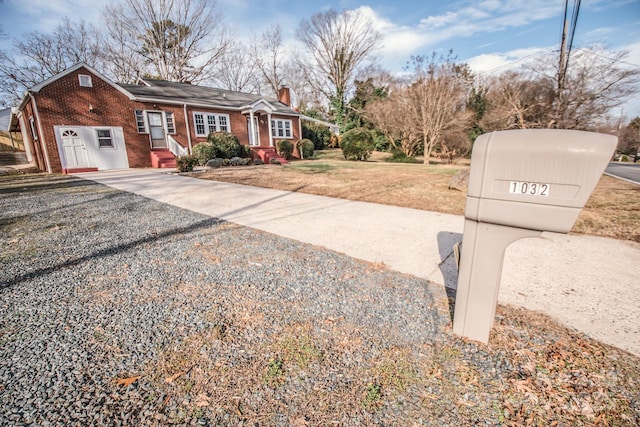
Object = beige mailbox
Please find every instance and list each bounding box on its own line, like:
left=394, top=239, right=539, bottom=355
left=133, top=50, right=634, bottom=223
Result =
left=453, top=129, right=617, bottom=344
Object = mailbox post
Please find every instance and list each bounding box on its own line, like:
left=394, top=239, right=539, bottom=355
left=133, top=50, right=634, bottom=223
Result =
left=453, top=129, right=617, bottom=344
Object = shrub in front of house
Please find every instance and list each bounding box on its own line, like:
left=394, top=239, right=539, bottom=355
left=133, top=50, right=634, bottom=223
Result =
left=206, top=158, right=224, bottom=168
left=230, top=156, right=243, bottom=166
left=176, top=155, right=199, bottom=172
left=208, top=132, right=245, bottom=159
left=297, top=138, right=315, bottom=159
left=193, top=142, right=217, bottom=165
left=194, top=133, right=246, bottom=165
left=385, top=149, right=418, bottom=163
left=276, top=140, right=294, bottom=159
left=341, top=128, right=374, bottom=161
left=253, top=158, right=264, bottom=165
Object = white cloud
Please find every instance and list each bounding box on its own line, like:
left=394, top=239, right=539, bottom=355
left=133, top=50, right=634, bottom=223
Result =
left=419, top=12, right=459, bottom=30
left=466, top=46, right=552, bottom=74
left=347, top=1, right=565, bottom=72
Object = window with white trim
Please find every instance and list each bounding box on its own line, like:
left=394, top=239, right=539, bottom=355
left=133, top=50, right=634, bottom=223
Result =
left=96, top=129, right=114, bottom=148
left=193, top=112, right=231, bottom=137
left=134, top=110, right=147, bottom=133
left=134, top=110, right=175, bottom=134
left=271, top=119, right=292, bottom=138
left=165, top=112, right=175, bottom=134
left=79, top=74, right=93, bottom=87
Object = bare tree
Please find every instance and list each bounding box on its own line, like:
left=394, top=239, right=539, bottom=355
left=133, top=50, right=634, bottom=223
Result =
left=296, top=9, right=381, bottom=128
left=548, top=47, right=639, bottom=129
left=366, top=82, right=423, bottom=157
left=483, top=47, right=640, bottom=131
left=405, top=53, right=473, bottom=163
left=252, top=25, right=290, bottom=99
left=102, top=0, right=230, bottom=83
left=0, top=18, right=103, bottom=105
left=367, top=53, right=472, bottom=162
left=481, top=71, right=554, bottom=131
left=213, top=40, right=260, bottom=92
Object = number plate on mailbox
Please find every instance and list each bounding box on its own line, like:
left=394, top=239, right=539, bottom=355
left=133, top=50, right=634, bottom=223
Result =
left=509, top=181, right=550, bottom=197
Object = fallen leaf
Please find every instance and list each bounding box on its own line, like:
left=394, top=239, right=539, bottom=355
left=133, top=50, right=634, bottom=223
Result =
left=195, top=394, right=210, bottom=407
left=115, top=376, right=141, bottom=387
left=165, top=371, right=187, bottom=383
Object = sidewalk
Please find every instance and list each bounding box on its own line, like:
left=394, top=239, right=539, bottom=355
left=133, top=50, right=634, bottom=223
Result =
left=75, top=168, right=640, bottom=356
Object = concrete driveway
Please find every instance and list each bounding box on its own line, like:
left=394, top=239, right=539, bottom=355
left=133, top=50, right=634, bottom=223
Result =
left=75, top=168, right=640, bottom=356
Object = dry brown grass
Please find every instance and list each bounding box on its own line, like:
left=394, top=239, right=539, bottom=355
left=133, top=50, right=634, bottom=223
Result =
left=574, top=175, right=640, bottom=242
left=145, top=300, right=639, bottom=425
left=194, top=150, right=640, bottom=242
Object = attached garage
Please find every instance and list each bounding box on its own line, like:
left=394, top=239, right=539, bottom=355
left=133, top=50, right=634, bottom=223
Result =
left=54, top=126, right=129, bottom=173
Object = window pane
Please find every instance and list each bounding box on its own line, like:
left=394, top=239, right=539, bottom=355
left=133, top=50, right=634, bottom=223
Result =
left=218, top=115, right=228, bottom=132
left=97, top=129, right=113, bottom=148
left=207, top=115, right=216, bottom=133
left=165, top=112, right=175, bottom=134
left=194, top=114, right=205, bottom=135
left=135, top=110, right=146, bottom=133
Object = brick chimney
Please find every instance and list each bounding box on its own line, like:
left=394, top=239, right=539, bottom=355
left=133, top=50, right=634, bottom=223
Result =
left=278, top=86, right=291, bottom=106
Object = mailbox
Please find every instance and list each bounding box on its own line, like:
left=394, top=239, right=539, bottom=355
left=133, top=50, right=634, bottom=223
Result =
left=453, top=129, right=617, bottom=344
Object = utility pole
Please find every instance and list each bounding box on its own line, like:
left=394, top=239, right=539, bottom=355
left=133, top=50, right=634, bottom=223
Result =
left=554, top=0, right=581, bottom=128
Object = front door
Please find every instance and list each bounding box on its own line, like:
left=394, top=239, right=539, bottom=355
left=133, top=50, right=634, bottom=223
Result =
left=148, top=112, right=166, bottom=149
left=61, top=129, right=89, bottom=168
left=248, top=116, right=260, bottom=146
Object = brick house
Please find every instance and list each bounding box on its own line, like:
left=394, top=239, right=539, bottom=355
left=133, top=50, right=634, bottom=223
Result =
left=14, top=63, right=302, bottom=173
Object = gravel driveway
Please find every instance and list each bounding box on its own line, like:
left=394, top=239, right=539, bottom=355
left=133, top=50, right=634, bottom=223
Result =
left=1, top=174, right=639, bottom=426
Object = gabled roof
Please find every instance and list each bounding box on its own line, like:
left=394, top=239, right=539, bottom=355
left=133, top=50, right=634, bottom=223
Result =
left=29, top=63, right=134, bottom=99
left=18, top=63, right=300, bottom=117
left=120, top=79, right=299, bottom=115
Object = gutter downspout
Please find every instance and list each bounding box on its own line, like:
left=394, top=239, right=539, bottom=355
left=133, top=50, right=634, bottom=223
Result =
left=184, top=104, right=193, bottom=154
left=30, top=93, right=52, bottom=173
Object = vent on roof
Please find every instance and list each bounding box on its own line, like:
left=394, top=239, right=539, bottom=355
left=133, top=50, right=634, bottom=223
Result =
left=79, top=74, right=93, bottom=87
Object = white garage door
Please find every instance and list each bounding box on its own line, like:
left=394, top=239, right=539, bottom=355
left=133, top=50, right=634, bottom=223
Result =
left=55, top=126, right=129, bottom=171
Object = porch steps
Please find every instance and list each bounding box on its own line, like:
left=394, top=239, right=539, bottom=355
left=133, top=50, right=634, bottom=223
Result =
left=150, top=149, right=176, bottom=168
left=251, top=147, right=288, bottom=165
left=0, top=151, right=29, bottom=166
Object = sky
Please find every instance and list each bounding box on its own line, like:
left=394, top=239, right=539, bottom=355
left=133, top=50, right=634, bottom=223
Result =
left=1, top=0, right=639, bottom=119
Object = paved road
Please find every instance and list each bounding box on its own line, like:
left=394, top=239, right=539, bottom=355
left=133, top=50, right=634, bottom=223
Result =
left=605, top=162, right=640, bottom=184
left=75, top=169, right=640, bottom=356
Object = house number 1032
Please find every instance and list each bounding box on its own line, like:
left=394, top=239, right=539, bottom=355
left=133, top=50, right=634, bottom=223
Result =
left=509, top=181, right=550, bottom=197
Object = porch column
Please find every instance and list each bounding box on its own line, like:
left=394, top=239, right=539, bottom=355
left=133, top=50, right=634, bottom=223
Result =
left=267, top=113, right=273, bottom=147
left=249, top=111, right=255, bottom=146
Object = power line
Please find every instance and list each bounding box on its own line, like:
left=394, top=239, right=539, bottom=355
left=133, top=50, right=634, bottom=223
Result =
left=565, top=0, right=581, bottom=74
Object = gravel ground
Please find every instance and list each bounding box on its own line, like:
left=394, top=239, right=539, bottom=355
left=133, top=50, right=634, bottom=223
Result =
left=1, top=173, right=639, bottom=426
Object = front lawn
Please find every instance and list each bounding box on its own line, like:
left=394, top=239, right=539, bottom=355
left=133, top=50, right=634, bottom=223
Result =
left=194, top=150, right=640, bottom=242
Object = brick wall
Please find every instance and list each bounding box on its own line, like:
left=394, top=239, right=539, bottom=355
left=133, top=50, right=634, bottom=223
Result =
left=32, top=67, right=154, bottom=173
